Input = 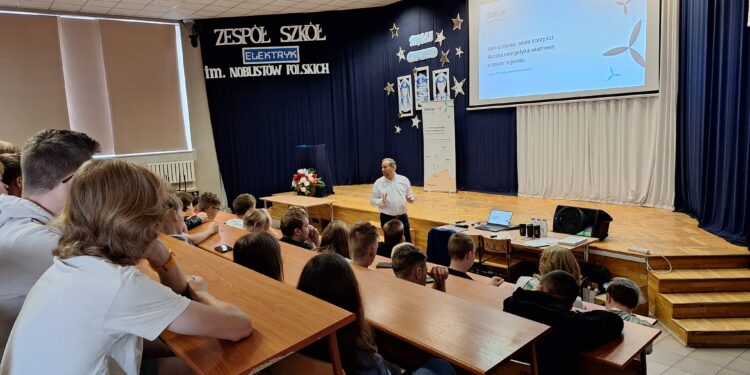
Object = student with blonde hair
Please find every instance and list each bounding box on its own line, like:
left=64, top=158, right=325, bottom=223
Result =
left=0, top=139, right=18, bottom=154
left=515, top=245, right=584, bottom=308
left=315, top=220, right=350, bottom=258
left=1, top=159, right=253, bottom=374
left=243, top=208, right=281, bottom=238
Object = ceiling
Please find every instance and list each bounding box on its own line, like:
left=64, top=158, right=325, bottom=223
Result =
left=0, top=0, right=399, bottom=21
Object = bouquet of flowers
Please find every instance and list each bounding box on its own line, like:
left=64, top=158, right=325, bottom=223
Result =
left=291, top=168, right=326, bottom=196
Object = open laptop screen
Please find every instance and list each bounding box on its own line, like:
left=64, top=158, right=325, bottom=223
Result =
left=487, top=209, right=512, bottom=226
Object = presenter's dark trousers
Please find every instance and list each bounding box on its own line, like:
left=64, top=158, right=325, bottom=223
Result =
left=380, top=213, right=412, bottom=244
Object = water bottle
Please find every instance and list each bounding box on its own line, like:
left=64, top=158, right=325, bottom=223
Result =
left=541, top=219, right=548, bottom=237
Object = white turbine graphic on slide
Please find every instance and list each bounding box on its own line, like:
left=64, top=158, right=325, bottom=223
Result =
left=616, top=0, right=633, bottom=14
left=603, top=20, right=645, bottom=67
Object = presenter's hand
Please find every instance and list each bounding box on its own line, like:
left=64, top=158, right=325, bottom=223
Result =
left=489, top=276, right=504, bottom=287
left=407, top=196, right=415, bottom=203
left=429, top=266, right=449, bottom=292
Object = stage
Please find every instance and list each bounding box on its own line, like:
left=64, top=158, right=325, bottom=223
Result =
left=269, top=184, right=747, bottom=258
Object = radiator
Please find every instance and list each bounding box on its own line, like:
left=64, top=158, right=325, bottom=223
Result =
left=146, top=160, right=196, bottom=189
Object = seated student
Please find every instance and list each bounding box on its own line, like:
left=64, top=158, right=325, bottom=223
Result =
left=447, top=233, right=504, bottom=286
left=515, top=245, right=584, bottom=308
left=226, top=193, right=256, bottom=229
left=377, top=219, right=404, bottom=258
left=279, top=207, right=320, bottom=250
left=392, top=243, right=449, bottom=292
left=178, top=191, right=208, bottom=230
left=234, top=232, right=283, bottom=281
left=0, top=129, right=100, bottom=355
left=297, top=253, right=455, bottom=375
left=503, top=270, right=623, bottom=375
left=160, top=192, right=218, bottom=245
left=243, top=208, right=281, bottom=238
left=0, top=153, right=21, bottom=197
left=315, top=220, right=350, bottom=258
left=196, top=191, right=222, bottom=221
left=349, top=221, right=378, bottom=267
left=606, top=277, right=654, bottom=354
left=0, top=159, right=253, bottom=374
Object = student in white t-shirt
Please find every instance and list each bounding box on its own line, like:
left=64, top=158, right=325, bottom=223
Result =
left=0, top=159, right=253, bottom=375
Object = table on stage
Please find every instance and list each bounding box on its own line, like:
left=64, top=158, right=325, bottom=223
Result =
left=463, top=226, right=599, bottom=262
left=144, top=235, right=355, bottom=375
left=260, top=194, right=335, bottom=223
left=189, top=223, right=659, bottom=374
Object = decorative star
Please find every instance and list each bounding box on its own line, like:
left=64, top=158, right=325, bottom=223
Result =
left=394, top=125, right=402, bottom=134
left=396, top=46, right=406, bottom=62
left=452, top=13, right=463, bottom=30
left=455, top=46, right=464, bottom=58
left=390, top=23, right=399, bottom=38
left=440, top=50, right=450, bottom=67
left=411, top=116, right=421, bottom=129
left=435, top=30, right=446, bottom=46
left=452, top=77, right=466, bottom=96
left=384, top=82, right=394, bottom=95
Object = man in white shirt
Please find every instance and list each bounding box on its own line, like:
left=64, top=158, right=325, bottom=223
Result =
left=0, top=129, right=100, bottom=355
left=370, top=158, right=415, bottom=243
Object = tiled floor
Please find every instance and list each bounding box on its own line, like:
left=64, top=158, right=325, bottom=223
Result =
left=647, top=323, right=750, bottom=375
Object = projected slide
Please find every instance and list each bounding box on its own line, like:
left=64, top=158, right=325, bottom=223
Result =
left=470, top=0, right=659, bottom=106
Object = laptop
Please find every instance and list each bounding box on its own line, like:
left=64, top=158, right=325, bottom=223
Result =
left=475, top=209, right=512, bottom=232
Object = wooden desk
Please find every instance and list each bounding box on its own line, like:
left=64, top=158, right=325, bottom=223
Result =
left=277, top=243, right=549, bottom=374
left=260, top=194, right=335, bottom=223
left=188, top=225, right=655, bottom=373
left=213, top=211, right=236, bottom=224
left=464, top=227, right=598, bottom=261
left=149, top=235, right=355, bottom=375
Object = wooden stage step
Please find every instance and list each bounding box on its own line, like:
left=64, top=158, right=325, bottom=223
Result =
left=650, top=268, right=750, bottom=293
left=666, top=317, right=750, bottom=347
left=660, top=291, right=750, bottom=318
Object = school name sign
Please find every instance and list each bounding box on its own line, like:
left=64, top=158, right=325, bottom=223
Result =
left=203, top=23, right=330, bottom=79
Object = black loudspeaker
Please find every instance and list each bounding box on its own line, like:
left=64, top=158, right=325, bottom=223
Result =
left=553, top=205, right=613, bottom=241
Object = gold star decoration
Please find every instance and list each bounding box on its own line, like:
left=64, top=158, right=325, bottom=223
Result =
left=452, top=77, right=466, bottom=96
left=396, top=46, right=406, bottom=62
left=452, top=13, right=463, bottom=30
left=394, top=125, right=402, bottom=134
left=411, top=116, right=421, bottom=129
left=435, top=30, right=446, bottom=46
left=440, top=50, right=450, bottom=67
left=455, top=46, right=464, bottom=58
left=390, top=23, right=399, bottom=38
left=384, top=82, right=394, bottom=95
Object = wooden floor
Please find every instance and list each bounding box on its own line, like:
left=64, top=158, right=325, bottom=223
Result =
left=312, top=184, right=747, bottom=257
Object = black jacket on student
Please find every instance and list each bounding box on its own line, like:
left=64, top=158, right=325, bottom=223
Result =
left=503, top=288, right=623, bottom=375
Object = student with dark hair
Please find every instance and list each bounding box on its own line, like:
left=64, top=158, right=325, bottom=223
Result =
left=0, top=153, right=21, bottom=197
left=196, top=192, right=222, bottom=221
left=605, top=277, right=652, bottom=354
left=503, top=270, right=623, bottom=375
left=377, top=219, right=404, bottom=258
left=0, top=129, right=100, bottom=354
left=160, top=192, right=218, bottom=245
left=0, top=161, right=5, bottom=195
left=0, top=159, right=253, bottom=374
left=226, top=193, right=256, bottom=229
left=447, top=233, right=503, bottom=286
left=349, top=221, right=379, bottom=267
left=392, top=243, right=449, bottom=292
left=234, top=232, right=284, bottom=281
left=315, top=220, right=350, bottom=258
left=297, top=253, right=455, bottom=375
left=178, top=191, right=208, bottom=230
left=280, top=207, right=320, bottom=250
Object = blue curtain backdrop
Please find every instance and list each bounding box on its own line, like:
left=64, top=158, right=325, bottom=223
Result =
left=196, top=0, right=517, bottom=202
left=676, top=0, right=750, bottom=246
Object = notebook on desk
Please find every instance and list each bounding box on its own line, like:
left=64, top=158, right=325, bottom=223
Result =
left=475, top=209, right=512, bottom=232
